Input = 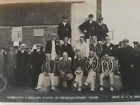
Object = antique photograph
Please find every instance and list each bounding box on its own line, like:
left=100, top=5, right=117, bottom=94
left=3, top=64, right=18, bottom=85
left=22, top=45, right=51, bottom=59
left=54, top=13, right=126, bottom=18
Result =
left=0, top=0, right=140, bottom=103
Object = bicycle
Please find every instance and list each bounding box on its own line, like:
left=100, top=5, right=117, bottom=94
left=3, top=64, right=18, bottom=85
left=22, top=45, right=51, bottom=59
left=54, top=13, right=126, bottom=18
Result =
left=0, top=73, right=7, bottom=92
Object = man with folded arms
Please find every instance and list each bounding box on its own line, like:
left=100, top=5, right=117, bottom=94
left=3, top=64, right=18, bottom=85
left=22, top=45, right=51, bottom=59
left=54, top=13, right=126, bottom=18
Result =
left=35, top=53, right=55, bottom=91
left=99, top=54, right=114, bottom=91
left=72, top=50, right=86, bottom=91
left=84, top=51, right=99, bottom=91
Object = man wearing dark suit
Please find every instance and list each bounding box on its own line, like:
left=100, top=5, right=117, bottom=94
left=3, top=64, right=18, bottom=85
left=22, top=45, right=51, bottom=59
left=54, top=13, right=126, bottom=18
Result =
left=118, top=39, right=135, bottom=92
left=57, top=52, right=72, bottom=90
left=102, top=36, right=115, bottom=57
left=16, top=44, right=30, bottom=87
left=79, top=14, right=98, bottom=45
left=97, top=17, right=109, bottom=41
left=60, top=37, right=74, bottom=59
left=45, top=33, right=60, bottom=60
left=57, top=16, right=71, bottom=45
left=30, top=44, right=45, bottom=88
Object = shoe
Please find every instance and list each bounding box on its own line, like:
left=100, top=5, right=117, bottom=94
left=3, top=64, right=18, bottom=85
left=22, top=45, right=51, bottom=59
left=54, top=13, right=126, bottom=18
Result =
left=84, top=82, right=88, bottom=86
left=78, top=87, right=82, bottom=92
left=91, top=88, right=94, bottom=91
left=110, top=87, right=114, bottom=91
left=35, top=86, right=41, bottom=90
left=73, top=82, right=77, bottom=88
left=99, top=87, right=104, bottom=91
left=51, top=86, right=55, bottom=91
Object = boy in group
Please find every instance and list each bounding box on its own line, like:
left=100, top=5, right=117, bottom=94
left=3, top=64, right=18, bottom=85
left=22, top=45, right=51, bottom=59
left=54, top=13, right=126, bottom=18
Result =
left=72, top=50, right=86, bottom=91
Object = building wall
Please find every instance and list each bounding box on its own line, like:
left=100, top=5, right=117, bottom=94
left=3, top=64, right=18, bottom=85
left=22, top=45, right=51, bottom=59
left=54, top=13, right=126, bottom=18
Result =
left=0, top=0, right=97, bottom=47
left=102, top=0, right=140, bottom=46
left=0, top=25, right=58, bottom=48
left=71, top=1, right=97, bottom=46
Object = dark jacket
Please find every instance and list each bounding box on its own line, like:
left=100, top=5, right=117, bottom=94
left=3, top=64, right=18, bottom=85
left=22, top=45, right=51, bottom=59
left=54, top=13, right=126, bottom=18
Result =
left=97, top=23, right=109, bottom=40
left=42, top=60, right=55, bottom=73
left=60, top=43, right=74, bottom=58
left=45, top=40, right=60, bottom=55
left=90, top=42, right=103, bottom=58
left=119, top=45, right=135, bottom=68
left=72, top=58, right=86, bottom=71
left=102, top=43, right=115, bottom=56
left=57, top=22, right=71, bottom=40
left=100, top=58, right=114, bottom=73
left=79, top=20, right=98, bottom=39
left=86, top=56, right=99, bottom=72
left=16, top=50, right=30, bottom=68
left=57, top=58, right=71, bottom=78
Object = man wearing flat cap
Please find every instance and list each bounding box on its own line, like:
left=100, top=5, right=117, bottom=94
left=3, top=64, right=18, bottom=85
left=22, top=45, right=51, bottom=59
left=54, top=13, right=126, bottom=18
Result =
left=79, top=14, right=98, bottom=45
left=133, top=41, right=139, bottom=50
left=97, top=17, right=109, bottom=41
left=118, top=39, right=135, bottom=92
left=57, top=15, right=71, bottom=45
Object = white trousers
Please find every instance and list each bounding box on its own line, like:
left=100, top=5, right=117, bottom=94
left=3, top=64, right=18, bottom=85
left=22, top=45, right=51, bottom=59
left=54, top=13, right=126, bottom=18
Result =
left=37, top=73, right=55, bottom=87
left=85, top=70, right=96, bottom=89
left=74, top=70, right=83, bottom=87
left=100, top=72, right=114, bottom=86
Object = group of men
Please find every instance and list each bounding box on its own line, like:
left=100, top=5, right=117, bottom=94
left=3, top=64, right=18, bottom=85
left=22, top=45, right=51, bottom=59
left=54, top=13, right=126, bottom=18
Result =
left=0, top=14, right=140, bottom=93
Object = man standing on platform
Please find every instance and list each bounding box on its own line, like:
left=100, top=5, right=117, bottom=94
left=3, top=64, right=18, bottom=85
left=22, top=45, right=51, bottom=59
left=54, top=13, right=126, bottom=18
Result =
left=97, top=17, right=109, bottom=41
left=79, top=14, right=98, bottom=45
left=57, top=16, right=71, bottom=45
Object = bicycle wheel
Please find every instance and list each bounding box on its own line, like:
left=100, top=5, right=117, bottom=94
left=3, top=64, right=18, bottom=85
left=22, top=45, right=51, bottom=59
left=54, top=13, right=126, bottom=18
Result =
left=0, top=75, right=7, bottom=92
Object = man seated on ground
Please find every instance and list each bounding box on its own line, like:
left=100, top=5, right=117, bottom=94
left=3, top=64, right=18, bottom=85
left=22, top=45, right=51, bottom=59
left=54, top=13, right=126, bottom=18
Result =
left=72, top=50, right=86, bottom=92
left=35, top=53, right=55, bottom=91
left=57, top=52, right=73, bottom=91
left=99, top=54, right=114, bottom=91
left=84, top=51, right=99, bottom=91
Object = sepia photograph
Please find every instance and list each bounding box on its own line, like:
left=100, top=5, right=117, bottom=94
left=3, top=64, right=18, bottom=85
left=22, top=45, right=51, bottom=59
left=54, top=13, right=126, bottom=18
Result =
left=0, top=0, right=140, bottom=103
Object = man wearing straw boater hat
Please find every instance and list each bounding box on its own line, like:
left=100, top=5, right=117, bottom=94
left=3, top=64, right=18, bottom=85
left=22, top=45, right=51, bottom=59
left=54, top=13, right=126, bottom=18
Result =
left=16, top=43, right=30, bottom=87
left=57, top=52, right=73, bottom=91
